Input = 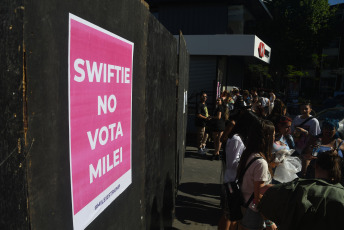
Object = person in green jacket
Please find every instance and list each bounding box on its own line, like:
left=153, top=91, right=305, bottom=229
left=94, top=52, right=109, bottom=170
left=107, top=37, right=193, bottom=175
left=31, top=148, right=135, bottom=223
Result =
left=258, top=150, right=344, bottom=230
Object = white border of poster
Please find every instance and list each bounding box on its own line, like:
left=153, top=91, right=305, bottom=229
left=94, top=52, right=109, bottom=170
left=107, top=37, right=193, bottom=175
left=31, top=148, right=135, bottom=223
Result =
left=68, top=13, right=133, bottom=230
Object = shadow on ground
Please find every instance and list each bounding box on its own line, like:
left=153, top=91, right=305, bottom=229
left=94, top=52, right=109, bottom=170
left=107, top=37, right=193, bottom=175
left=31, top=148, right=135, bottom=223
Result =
left=173, top=182, right=222, bottom=227
left=185, top=149, right=224, bottom=162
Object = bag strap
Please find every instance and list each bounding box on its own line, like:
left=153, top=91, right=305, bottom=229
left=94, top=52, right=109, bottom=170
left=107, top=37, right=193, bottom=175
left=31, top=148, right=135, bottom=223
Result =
left=244, top=193, right=255, bottom=208
left=237, top=156, right=262, bottom=183
left=237, top=156, right=262, bottom=208
left=296, top=117, right=314, bottom=128
left=335, top=140, right=344, bottom=158
left=285, top=134, right=295, bottom=149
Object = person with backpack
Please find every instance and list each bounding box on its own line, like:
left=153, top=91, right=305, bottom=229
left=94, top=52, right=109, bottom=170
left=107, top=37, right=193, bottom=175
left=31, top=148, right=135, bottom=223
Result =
left=218, top=112, right=252, bottom=230
left=258, top=150, right=344, bottom=230
left=218, top=104, right=260, bottom=230
left=218, top=124, right=246, bottom=230
left=237, top=119, right=277, bottom=230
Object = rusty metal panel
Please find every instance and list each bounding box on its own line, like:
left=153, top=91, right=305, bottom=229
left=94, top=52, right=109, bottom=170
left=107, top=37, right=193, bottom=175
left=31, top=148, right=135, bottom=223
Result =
left=0, top=0, right=29, bottom=229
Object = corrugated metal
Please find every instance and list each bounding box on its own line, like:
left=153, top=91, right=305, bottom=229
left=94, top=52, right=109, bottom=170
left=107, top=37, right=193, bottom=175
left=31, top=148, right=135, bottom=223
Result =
left=189, top=56, right=217, bottom=99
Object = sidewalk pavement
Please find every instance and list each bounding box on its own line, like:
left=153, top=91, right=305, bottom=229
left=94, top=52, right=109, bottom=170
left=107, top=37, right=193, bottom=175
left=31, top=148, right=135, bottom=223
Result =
left=172, top=146, right=223, bottom=230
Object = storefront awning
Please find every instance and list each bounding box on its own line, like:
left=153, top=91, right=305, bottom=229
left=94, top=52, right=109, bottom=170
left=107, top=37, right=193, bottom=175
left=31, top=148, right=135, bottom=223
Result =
left=179, top=34, right=271, bottom=64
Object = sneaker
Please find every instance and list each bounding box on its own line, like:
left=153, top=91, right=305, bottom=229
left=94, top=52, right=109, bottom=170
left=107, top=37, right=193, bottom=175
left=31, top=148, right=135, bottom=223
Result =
left=202, top=147, right=209, bottom=152
left=198, top=149, right=206, bottom=155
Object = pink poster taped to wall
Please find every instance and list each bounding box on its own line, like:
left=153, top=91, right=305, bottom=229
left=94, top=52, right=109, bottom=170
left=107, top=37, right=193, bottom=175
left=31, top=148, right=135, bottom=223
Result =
left=68, top=13, right=133, bottom=230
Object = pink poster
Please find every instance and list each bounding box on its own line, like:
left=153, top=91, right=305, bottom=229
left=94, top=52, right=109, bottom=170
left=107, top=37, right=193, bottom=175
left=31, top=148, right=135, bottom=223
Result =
left=68, top=14, right=133, bottom=230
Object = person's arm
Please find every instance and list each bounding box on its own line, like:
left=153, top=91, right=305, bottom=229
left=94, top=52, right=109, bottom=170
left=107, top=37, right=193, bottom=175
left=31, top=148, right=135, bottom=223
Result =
left=196, top=104, right=208, bottom=119
left=308, top=119, right=321, bottom=136
left=265, top=220, right=277, bottom=230
left=216, top=111, right=221, bottom=120
left=254, top=181, right=265, bottom=205
left=260, top=184, right=273, bottom=195
left=255, top=183, right=277, bottom=230
left=197, top=113, right=207, bottom=119
left=225, top=137, right=242, bottom=170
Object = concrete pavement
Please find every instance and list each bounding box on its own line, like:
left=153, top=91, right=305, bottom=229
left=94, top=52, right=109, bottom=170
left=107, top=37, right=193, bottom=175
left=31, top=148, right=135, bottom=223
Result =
left=172, top=146, right=223, bottom=230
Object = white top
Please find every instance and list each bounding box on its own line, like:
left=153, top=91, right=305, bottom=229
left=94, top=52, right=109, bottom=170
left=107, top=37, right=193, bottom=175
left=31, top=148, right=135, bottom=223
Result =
left=224, top=134, right=245, bottom=183
left=260, top=97, right=270, bottom=107
left=240, top=153, right=271, bottom=212
left=291, top=115, right=321, bottom=153
left=270, top=93, right=275, bottom=105
left=291, top=115, right=321, bottom=135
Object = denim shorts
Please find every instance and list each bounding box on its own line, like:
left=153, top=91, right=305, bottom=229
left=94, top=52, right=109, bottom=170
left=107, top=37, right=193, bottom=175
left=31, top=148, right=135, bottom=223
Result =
left=240, top=207, right=264, bottom=230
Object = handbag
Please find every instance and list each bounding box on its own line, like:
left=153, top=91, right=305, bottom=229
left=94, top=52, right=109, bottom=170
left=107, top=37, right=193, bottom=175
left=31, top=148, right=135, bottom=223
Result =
left=223, top=157, right=262, bottom=221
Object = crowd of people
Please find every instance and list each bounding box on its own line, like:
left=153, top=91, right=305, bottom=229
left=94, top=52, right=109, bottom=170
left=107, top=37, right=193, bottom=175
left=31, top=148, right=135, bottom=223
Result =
left=194, top=87, right=344, bottom=230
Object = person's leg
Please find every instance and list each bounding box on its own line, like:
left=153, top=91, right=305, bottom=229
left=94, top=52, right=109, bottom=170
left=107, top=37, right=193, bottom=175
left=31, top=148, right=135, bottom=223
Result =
left=229, top=221, right=238, bottom=230
left=214, top=131, right=223, bottom=156
left=218, top=214, right=231, bottom=230
left=237, top=224, right=248, bottom=230
left=197, top=126, right=205, bottom=149
left=213, top=132, right=217, bottom=151
left=201, top=127, right=208, bottom=149
left=217, top=131, right=224, bottom=155
left=301, top=158, right=311, bottom=178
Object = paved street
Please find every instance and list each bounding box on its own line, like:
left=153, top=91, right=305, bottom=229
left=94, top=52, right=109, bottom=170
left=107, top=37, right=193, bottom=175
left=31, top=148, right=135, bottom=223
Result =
left=172, top=146, right=223, bottom=230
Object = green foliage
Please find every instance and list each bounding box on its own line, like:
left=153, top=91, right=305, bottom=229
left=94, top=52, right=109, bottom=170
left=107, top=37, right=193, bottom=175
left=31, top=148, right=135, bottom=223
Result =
left=311, top=53, right=328, bottom=69
left=260, top=0, right=337, bottom=72
left=286, top=65, right=309, bottom=79
left=248, top=64, right=271, bottom=78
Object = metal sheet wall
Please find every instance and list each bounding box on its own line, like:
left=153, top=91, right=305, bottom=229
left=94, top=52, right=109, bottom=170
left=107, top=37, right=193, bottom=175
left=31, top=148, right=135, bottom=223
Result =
left=0, top=1, right=28, bottom=229
left=176, top=33, right=190, bottom=186
left=1, top=0, right=189, bottom=229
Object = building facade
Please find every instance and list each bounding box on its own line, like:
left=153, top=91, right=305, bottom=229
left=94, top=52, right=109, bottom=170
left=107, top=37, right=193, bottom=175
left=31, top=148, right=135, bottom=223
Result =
left=146, top=0, right=273, bottom=132
left=321, top=3, right=344, bottom=97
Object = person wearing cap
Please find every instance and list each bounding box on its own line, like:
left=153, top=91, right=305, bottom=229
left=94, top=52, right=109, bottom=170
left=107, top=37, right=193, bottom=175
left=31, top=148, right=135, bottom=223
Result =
left=195, top=92, right=211, bottom=154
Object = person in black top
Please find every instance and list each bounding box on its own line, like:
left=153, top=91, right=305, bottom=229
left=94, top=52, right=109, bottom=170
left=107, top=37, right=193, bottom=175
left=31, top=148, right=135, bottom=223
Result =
left=211, top=98, right=226, bottom=160
left=195, top=92, right=210, bottom=154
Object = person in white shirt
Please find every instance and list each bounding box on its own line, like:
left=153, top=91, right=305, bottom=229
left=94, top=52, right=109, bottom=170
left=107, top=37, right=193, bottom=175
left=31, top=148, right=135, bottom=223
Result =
left=269, top=90, right=276, bottom=114
left=224, top=134, right=245, bottom=183
left=259, top=91, right=270, bottom=117
left=291, top=101, right=321, bottom=176
left=218, top=130, right=246, bottom=230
